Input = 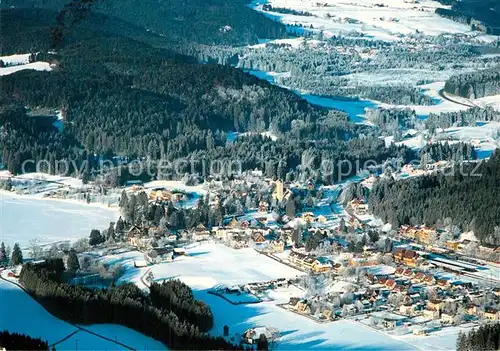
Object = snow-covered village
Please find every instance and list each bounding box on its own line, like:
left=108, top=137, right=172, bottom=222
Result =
left=1, top=159, right=499, bottom=350
left=1, top=0, right=500, bottom=350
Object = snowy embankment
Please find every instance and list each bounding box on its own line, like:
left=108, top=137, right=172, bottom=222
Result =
left=0, top=54, right=52, bottom=76
left=0, top=276, right=167, bottom=350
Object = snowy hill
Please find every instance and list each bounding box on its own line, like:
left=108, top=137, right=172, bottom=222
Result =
left=0, top=277, right=167, bottom=350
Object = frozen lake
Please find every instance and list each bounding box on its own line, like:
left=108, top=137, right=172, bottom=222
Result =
left=0, top=192, right=118, bottom=249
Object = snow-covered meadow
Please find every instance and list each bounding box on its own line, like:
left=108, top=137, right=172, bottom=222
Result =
left=250, top=0, right=487, bottom=41
left=0, top=191, right=118, bottom=248
left=0, top=54, right=52, bottom=76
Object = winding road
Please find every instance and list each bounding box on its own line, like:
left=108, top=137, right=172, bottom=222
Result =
left=438, top=89, right=481, bottom=109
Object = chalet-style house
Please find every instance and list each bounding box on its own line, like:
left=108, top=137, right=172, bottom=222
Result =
left=251, top=232, right=266, bottom=243
left=126, top=225, right=148, bottom=239
left=269, top=240, right=285, bottom=252
left=399, top=226, right=438, bottom=245
left=350, top=199, right=369, bottom=215
left=423, top=308, right=440, bottom=320
left=412, top=272, right=425, bottom=283
left=403, top=268, right=414, bottom=278
left=312, top=257, right=334, bottom=273
left=289, top=251, right=315, bottom=270
left=393, top=248, right=420, bottom=266
left=441, top=313, right=455, bottom=324
left=423, top=274, right=436, bottom=285
left=149, top=188, right=172, bottom=202
left=129, top=236, right=154, bottom=251
left=302, top=212, right=315, bottom=223
left=192, top=224, right=211, bottom=241
left=400, top=304, right=416, bottom=316
left=258, top=201, right=269, bottom=213
left=385, top=279, right=397, bottom=290
left=483, top=308, right=500, bottom=320
left=395, top=267, right=404, bottom=276
left=427, top=299, right=444, bottom=312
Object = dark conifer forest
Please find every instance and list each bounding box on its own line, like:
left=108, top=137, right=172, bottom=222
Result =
left=456, top=323, right=500, bottom=351
left=19, top=259, right=234, bottom=350
left=435, top=0, right=500, bottom=35
left=0, top=7, right=414, bottom=182
left=1, top=0, right=287, bottom=46
left=445, top=67, right=500, bottom=99
left=369, top=151, right=500, bottom=244
left=0, top=330, right=49, bottom=350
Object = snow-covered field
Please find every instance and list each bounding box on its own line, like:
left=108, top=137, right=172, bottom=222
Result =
left=474, top=94, right=500, bottom=111
left=0, top=191, right=118, bottom=248
left=0, top=62, right=52, bottom=76
left=0, top=171, right=84, bottom=189
left=0, top=53, right=52, bottom=76
left=122, top=243, right=304, bottom=288
left=0, top=277, right=166, bottom=350
left=395, top=323, right=476, bottom=351
left=251, top=0, right=484, bottom=41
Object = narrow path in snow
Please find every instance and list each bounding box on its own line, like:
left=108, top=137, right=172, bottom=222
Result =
left=50, top=329, right=81, bottom=348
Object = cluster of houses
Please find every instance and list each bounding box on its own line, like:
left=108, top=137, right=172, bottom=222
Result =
left=281, top=239, right=500, bottom=327
left=149, top=188, right=187, bottom=203
left=398, top=225, right=499, bottom=261
left=288, top=250, right=339, bottom=273
left=286, top=286, right=389, bottom=322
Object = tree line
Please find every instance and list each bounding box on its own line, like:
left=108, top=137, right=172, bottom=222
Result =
left=19, top=259, right=237, bottom=350
left=0, top=331, right=49, bottom=350
left=445, top=67, right=500, bottom=99
left=457, top=323, right=500, bottom=351
left=150, top=280, right=214, bottom=332
left=436, top=0, right=500, bottom=35
left=369, top=151, right=500, bottom=244
left=425, top=107, right=500, bottom=132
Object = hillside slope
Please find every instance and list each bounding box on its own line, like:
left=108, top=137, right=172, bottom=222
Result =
left=1, top=0, right=287, bottom=45
left=369, top=151, right=500, bottom=244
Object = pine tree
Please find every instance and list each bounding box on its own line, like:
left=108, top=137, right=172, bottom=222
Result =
left=257, top=334, right=269, bottom=351
left=153, top=205, right=165, bottom=225
left=89, top=229, right=104, bottom=246
left=339, top=217, right=347, bottom=233
left=0, top=242, right=8, bottom=267
left=66, top=249, right=80, bottom=274
left=11, top=243, right=23, bottom=266
left=107, top=222, right=115, bottom=240
left=115, top=216, right=125, bottom=234
left=5, top=178, right=12, bottom=191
